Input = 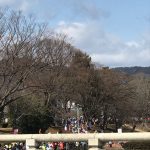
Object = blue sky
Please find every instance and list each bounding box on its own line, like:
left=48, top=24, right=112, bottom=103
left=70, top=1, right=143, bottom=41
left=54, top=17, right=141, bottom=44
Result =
left=0, top=0, right=150, bottom=67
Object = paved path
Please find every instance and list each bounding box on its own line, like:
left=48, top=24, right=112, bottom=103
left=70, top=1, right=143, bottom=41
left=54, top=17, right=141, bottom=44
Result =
left=123, top=124, right=145, bottom=132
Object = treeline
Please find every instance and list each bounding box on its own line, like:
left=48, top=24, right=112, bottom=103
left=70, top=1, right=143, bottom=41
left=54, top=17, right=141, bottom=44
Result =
left=0, top=9, right=149, bottom=133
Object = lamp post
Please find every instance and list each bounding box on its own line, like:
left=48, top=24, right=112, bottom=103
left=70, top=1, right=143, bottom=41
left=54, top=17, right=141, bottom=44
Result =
left=76, top=104, right=80, bottom=133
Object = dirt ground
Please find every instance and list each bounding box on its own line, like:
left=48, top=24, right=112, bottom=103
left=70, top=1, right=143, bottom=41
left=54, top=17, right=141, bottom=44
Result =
left=104, top=141, right=124, bottom=150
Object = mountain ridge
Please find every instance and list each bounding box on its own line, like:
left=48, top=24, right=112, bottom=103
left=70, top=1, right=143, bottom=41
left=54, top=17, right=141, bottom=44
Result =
left=113, top=66, right=150, bottom=75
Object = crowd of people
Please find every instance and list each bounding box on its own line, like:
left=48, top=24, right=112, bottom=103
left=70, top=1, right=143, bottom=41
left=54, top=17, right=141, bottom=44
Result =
left=39, top=142, right=65, bottom=150
left=0, top=143, right=26, bottom=150
left=38, top=115, right=99, bottom=150
left=0, top=142, right=66, bottom=150
left=64, top=116, right=99, bottom=134
left=0, top=116, right=102, bottom=150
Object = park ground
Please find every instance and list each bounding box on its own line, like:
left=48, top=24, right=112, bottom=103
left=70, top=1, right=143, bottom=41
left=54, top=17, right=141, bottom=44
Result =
left=103, top=123, right=150, bottom=150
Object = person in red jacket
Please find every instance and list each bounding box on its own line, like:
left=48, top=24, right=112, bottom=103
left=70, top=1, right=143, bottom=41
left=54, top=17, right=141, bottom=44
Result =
left=58, top=142, right=64, bottom=150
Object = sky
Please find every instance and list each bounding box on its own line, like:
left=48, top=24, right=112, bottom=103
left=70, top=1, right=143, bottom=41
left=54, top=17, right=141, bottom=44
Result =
left=0, top=0, right=150, bottom=67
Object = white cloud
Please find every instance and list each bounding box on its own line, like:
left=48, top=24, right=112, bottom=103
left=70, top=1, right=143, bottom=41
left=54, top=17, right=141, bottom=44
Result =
left=72, top=0, right=110, bottom=20
left=0, top=0, right=14, bottom=5
left=91, top=53, right=126, bottom=66
left=55, top=21, right=150, bottom=67
left=0, top=0, right=39, bottom=13
left=126, top=41, right=140, bottom=48
left=17, top=0, right=30, bottom=12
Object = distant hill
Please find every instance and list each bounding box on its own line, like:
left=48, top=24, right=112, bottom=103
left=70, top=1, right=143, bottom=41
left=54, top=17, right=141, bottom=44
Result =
left=113, top=66, right=150, bottom=75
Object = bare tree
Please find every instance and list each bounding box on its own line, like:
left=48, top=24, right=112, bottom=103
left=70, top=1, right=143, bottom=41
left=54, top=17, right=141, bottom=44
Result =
left=99, top=68, right=135, bottom=130
left=130, top=73, right=150, bottom=119
left=31, top=35, right=74, bottom=108
left=0, top=9, right=75, bottom=114
left=0, top=9, right=48, bottom=111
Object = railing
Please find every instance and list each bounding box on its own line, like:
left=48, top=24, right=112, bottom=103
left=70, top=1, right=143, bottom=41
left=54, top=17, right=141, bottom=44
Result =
left=0, top=133, right=150, bottom=150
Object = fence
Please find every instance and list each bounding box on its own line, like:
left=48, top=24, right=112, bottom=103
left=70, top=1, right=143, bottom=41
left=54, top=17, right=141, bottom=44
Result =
left=0, top=132, right=150, bottom=150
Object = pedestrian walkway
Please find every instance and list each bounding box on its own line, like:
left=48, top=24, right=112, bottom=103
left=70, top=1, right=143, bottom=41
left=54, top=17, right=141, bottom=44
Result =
left=123, top=124, right=145, bottom=132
